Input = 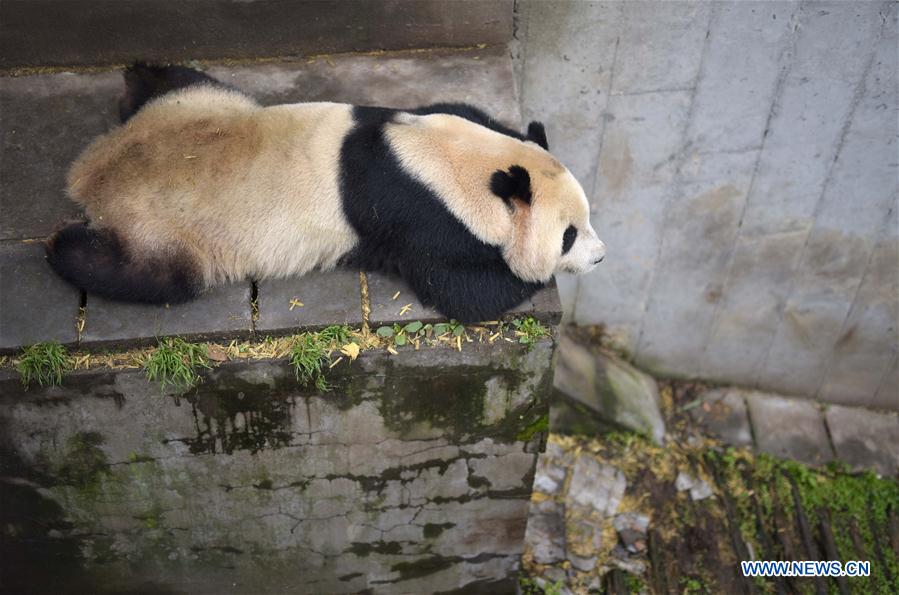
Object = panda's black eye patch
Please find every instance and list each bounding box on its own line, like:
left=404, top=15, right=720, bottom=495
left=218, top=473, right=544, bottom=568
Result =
left=562, top=225, right=578, bottom=254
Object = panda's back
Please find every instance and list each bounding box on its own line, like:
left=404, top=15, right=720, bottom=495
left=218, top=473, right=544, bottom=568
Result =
left=67, top=86, right=359, bottom=282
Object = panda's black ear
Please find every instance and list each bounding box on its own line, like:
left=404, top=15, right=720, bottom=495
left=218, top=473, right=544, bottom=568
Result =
left=527, top=121, right=549, bottom=150
left=490, top=165, right=532, bottom=205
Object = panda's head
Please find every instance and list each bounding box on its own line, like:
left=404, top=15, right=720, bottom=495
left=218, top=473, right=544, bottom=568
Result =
left=488, top=123, right=606, bottom=284
left=386, top=113, right=606, bottom=284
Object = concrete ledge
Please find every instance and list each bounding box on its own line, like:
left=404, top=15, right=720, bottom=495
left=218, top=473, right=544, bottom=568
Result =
left=0, top=338, right=553, bottom=593
left=0, top=0, right=513, bottom=70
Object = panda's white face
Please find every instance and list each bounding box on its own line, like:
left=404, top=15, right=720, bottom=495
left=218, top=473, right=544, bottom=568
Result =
left=553, top=170, right=606, bottom=276
left=502, top=165, right=606, bottom=283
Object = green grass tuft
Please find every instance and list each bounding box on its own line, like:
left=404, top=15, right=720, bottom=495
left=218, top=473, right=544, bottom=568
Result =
left=144, top=337, right=211, bottom=393
left=17, top=341, right=72, bottom=387
left=289, top=325, right=351, bottom=392
left=512, top=317, right=550, bottom=350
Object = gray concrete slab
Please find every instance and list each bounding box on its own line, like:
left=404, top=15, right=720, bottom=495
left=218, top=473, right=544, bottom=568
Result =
left=684, top=2, right=798, bottom=154
left=817, top=221, right=899, bottom=409
left=209, top=46, right=522, bottom=127
left=762, top=12, right=899, bottom=399
left=689, top=388, right=753, bottom=448
left=745, top=392, right=834, bottom=466
left=634, top=150, right=757, bottom=376
left=699, top=3, right=885, bottom=388
left=611, top=2, right=711, bottom=95
left=0, top=0, right=513, bottom=69
left=0, top=72, right=121, bottom=240
left=574, top=89, right=691, bottom=348
left=80, top=282, right=252, bottom=348
left=255, top=271, right=363, bottom=335
left=0, top=241, right=80, bottom=351
left=366, top=272, right=444, bottom=328
left=825, top=405, right=899, bottom=476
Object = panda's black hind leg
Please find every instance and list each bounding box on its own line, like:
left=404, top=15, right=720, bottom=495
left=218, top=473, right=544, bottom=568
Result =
left=45, top=221, right=202, bottom=305
left=119, top=63, right=228, bottom=123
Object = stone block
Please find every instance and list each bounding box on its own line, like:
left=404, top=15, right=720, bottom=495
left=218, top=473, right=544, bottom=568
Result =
left=526, top=499, right=567, bottom=564
left=554, top=335, right=665, bottom=444
left=0, top=0, right=513, bottom=69
left=80, top=281, right=252, bottom=348
left=566, top=454, right=625, bottom=516
left=0, top=241, right=80, bottom=351
left=745, top=392, right=834, bottom=466
left=689, top=388, right=754, bottom=448
left=825, top=405, right=899, bottom=476
left=0, top=334, right=552, bottom=593
left=255, top=270, right=363, bottom=335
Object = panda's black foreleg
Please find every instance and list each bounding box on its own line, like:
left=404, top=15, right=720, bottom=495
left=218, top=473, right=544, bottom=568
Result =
left=118, top=63, right=229, bottom=123
left=45, top=221, right=202, bottom=305
left=402, top=262, right=544, bottom=323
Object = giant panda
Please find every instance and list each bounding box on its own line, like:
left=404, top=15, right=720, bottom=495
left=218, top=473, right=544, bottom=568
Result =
left=46, top=64, right=606, bottom=322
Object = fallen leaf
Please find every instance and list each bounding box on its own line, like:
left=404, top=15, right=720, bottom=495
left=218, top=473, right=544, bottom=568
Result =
left=207, top=344, right=228, bottom=362
left=340, top=342, right=360, bottom=361
left=289, top=298, right=304, bottom=310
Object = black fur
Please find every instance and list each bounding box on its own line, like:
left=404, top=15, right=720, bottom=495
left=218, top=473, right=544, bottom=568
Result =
left=340, top=107, right=544, bottom=322
left=562, top=225, right=578, bottom=255
left=527, top=121, right=549, bottom=150
left=45, top=222, right=201, bottom=305
left=119, top=63, right=229, bottom=123
left=490, top=165, right=533, bottom=205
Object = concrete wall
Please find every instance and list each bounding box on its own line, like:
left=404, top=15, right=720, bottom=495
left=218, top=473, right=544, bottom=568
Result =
left=0, top=341, right=553, bottom=594
left=516, top=1, right=898, bottom=410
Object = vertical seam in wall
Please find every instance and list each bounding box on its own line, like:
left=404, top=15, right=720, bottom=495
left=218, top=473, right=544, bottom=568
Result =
left=633, top=3, right=717, bottom=362
left=752, top=5, right=888, bottom=389
left=575, top=9, right=622, bottom=323
left=870, top=352, right=898, bottom=409
left=820, top=404, right=838, bottom=460
left=814, top=203, right=897, bottom=401
left=698, top=1, right=806, bottom=378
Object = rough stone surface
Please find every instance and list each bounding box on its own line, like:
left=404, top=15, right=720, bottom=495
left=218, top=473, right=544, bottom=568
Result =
left=516, top=0, right=898, bottom=410
left=533, top=454, right=567, bottom=496
left=0, top=338, right=553, bottom=593
left=526, top=500, right=567, bottom=565
left=566, top=454, right=625, bottom=516
left=256, top=270, right=363, bottom=335
left=825, top=405, right=899, bottom=476
left=81, top=282, right=253, bottom=348
left=689, top=388, right=754, bottom=447
left=554, top=335, right=665, bottom=444
left=745, top=392, right=834, bottom=466
left=675, top=472, right=713, bottom=502
left=0, top=241, right=80, bottom=351
left=0, top=0, right=513, bottom=69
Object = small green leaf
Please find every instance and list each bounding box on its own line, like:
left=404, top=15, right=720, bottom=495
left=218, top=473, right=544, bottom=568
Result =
left=403, top=321, right=423, bottom=333
left=376, top=326, right=394, bottom=338
left=452, top=325, right=465, bottom=337
left=395, top=334, right=407, bottom=346
left=433, top=323, right=449, bottom=335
